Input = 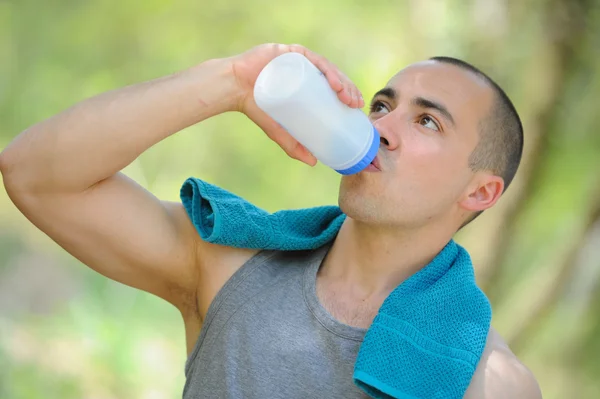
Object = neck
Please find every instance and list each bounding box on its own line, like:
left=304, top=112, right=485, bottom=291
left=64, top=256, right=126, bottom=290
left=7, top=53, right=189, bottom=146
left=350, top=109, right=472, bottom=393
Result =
left=321, top=217, right=455, bottom=298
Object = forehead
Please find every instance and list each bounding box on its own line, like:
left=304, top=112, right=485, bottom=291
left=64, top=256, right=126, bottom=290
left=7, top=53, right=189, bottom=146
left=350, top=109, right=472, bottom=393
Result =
left=386, top=61, right=494, bottom=128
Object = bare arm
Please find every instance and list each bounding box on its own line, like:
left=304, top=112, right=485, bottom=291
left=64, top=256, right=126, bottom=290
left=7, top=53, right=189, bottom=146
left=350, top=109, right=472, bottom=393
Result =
left=0, top=60, right=240, bottom=194
left=465, top=328, right=543, bottom=399
left=0, top=44, right=362, bottom=317
left=0, top=59, right=241, bottom=311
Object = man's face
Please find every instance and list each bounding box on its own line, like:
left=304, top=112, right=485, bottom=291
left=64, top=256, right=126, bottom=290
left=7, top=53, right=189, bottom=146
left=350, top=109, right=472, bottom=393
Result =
left=338, top=61, right=495, bottom=229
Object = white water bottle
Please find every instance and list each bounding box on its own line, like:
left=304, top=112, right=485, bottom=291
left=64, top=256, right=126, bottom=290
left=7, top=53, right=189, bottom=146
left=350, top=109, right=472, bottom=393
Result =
left=253, top=52, right=380, bottom=175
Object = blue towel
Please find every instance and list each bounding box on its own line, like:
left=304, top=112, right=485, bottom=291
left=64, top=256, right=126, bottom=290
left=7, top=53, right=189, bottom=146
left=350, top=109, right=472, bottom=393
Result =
left=181, top=177, right=492, bottom=399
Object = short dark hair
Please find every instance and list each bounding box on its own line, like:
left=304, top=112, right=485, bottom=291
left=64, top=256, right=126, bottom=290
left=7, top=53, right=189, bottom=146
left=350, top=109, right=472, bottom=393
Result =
left=429, top=56, right=524, bottom=228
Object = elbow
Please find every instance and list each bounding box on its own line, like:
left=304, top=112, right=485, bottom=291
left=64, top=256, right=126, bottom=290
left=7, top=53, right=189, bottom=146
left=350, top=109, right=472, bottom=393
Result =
left=0, top=144, right=42, bottom=214
left=0, top=145, right=16, bottom=183
left=1, top=124, right=46, bottom=193
left=0, top=146, right=9, bottom=171
left=0, top=140, right=33, bottom=195
left=0, top=146, right=21, bottom=198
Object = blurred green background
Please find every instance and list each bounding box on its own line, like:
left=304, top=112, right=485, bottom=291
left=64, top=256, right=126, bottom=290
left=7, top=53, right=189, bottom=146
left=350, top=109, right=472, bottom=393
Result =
left=1, top=0, right=600, bottom=398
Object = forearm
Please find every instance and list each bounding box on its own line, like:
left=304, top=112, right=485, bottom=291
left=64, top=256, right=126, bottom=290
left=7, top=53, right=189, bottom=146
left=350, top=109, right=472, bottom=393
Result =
left=0, top=57, right=239, bottom=193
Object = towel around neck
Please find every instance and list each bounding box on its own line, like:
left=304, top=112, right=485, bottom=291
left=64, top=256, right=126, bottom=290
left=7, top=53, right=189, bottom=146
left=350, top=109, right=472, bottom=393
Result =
left=180, top=177, right=492, bottom=399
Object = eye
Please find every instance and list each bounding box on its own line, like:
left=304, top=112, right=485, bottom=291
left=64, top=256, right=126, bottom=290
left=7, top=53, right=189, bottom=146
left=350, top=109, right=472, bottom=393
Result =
left=418, top=115, right=440, bottom=131
left=369, top=100, right=390, bottom=114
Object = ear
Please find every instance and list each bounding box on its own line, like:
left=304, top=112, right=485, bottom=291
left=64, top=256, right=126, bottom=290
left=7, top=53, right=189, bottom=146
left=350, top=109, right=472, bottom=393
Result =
left=459, top=174, right=504, bottom=213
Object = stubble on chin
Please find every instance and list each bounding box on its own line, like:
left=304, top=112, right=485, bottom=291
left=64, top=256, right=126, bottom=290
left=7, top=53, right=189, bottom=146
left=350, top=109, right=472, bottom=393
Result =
left=338, top=176, right=381, bottom=222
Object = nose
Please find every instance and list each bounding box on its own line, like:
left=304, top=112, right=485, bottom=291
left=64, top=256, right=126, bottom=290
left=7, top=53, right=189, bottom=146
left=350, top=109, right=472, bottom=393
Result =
left=373, top=117, right=400, bottom=151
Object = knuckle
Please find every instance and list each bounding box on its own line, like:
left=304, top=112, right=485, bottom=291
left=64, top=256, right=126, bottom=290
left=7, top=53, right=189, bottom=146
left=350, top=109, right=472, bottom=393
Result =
left=261, top=43, right=278, bottom=51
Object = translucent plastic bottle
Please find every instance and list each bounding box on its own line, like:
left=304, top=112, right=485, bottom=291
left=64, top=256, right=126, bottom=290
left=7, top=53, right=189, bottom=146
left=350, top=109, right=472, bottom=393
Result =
left=253, top=52, right=380, bottom=175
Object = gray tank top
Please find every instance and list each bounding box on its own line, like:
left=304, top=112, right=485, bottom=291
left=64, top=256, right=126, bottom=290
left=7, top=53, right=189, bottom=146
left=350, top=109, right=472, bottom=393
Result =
left=183, top=243, right=371, bottom=399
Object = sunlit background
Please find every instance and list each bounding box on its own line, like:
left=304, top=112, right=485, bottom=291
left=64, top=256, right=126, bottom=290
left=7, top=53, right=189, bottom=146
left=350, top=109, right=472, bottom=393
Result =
left=1, top=0, right=600, bottom=398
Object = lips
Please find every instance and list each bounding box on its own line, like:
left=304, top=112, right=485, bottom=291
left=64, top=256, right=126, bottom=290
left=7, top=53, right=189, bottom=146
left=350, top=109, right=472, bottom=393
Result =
left=370, top=156, right=381, bottom=171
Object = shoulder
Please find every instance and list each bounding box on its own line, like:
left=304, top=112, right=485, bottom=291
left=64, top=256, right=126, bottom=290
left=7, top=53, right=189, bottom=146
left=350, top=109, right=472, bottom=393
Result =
left=169, top=200, right=260, bottom=316
left=464, top=327, right=543, bottom=399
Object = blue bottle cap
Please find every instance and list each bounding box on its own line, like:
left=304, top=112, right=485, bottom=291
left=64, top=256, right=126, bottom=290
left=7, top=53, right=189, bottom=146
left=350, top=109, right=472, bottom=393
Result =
left=334, top=127, right=380, bottom=175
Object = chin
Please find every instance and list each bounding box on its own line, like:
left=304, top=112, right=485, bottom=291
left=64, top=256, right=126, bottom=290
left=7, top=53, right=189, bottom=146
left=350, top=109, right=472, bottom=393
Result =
left=338, top=178, right=409, bottom=227
left=338, top=185, right=383, bottom=224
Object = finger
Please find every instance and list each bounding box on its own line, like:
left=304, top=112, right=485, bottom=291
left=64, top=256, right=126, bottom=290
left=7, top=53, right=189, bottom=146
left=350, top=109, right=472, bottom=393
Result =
left=337, top=81, right=353, bottom=106
left=288, top=44, right=364, bottom=108
left=295, top=143, right=318, bottom=166
left=347, top=86, right=357, bottom=108
left=350, top=83, right=364, bottom=108
left=350, top=86, right=360, bottom=108
left=335, top=73, right=358, bottom=106
left=288, top=44, right=344, bottom=93
left=336, top=71, right=363, bottom=108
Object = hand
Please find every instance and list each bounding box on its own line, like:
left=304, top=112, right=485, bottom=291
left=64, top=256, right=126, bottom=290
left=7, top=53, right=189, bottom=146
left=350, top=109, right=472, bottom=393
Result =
left=229, top=44, right=365, bottom=166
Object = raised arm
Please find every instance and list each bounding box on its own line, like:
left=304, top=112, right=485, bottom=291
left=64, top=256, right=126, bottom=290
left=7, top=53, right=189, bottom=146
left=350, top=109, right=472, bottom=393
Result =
left=0, top=58, right=243, bottom=311
left=0, top=44, right=363, bottom=320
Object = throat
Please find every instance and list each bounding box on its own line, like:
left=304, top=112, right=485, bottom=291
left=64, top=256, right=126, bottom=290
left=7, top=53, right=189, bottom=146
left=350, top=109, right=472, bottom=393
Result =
left=315, top=277, right=385, bottom=329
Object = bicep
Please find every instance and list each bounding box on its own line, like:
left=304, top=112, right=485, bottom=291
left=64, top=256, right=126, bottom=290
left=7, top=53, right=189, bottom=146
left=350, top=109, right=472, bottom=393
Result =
left=9, top=172, right=200, bottom=309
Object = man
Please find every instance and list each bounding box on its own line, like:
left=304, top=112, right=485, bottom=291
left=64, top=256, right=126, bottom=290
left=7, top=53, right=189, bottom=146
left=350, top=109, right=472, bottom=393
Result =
left=0, top=43, right=542, bottom=398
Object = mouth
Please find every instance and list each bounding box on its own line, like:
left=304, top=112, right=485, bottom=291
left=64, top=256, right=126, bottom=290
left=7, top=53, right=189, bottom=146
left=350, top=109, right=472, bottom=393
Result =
left=364, top=156, right=381, bottom=172
left=370, top=155, right=381, bottom=171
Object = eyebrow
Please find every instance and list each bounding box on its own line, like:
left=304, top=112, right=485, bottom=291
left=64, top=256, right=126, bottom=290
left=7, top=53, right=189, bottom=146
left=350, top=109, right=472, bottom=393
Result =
left=412, top=96, right=455, bottom=127
left=371, top=87, right=456, bottom=127
left=372, top=87, right=398, bottom=101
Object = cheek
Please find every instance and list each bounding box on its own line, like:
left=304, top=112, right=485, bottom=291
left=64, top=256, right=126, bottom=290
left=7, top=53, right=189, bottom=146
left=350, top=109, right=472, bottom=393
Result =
left=402, top=133, right=447, bottom=169
left=400, top=136, right=466, bottom=189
